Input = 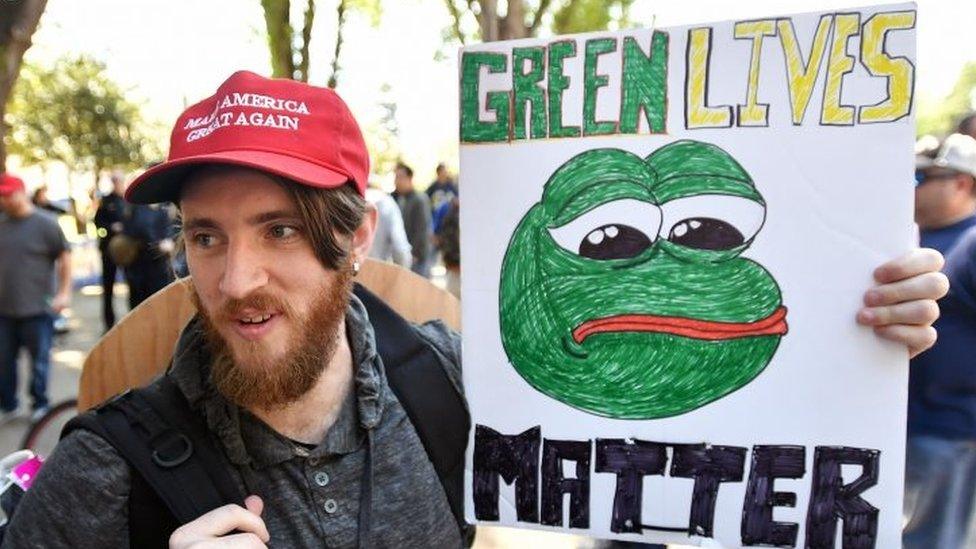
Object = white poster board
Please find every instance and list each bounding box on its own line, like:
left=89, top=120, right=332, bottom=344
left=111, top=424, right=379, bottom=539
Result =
left=459, top=4, right=916, bottom=547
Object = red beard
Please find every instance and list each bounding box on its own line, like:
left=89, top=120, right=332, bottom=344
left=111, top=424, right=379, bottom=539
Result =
left=191, top=268, right=353, bottom=410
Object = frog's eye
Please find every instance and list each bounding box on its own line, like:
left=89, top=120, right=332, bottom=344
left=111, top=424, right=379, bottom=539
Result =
left=548, top=199, right=661, bottom=260
left=658, top=194, right=765, bottom=251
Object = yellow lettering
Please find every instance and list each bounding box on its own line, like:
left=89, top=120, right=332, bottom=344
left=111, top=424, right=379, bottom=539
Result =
left=859, top=11, right=916, bottom=123
left=685, top=27, right=733, bottom=128
left=821, top=13, right=860, bottom=125
left=779, top=16, right=832, bottom=125
left=734, top=19, right=777, bottom=126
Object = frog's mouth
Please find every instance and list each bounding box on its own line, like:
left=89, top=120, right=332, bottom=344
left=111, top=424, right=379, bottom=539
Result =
left=572, top=306, right=788, bottom=344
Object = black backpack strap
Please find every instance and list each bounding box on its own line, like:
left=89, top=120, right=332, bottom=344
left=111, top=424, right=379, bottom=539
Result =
left=62, top=375, right=245, bottom=526
left=352, top=284, right=471, bottom=536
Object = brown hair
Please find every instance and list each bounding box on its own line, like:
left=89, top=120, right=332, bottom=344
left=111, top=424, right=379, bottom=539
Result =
left=176, top=165, right=367, bottom=270
left=276, top=176, right=366, bottom=269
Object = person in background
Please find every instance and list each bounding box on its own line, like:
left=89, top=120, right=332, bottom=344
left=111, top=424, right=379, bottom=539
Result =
left=366, top=185, right=412, bottom=268
left=122, top=197, right=176, bottom=309
left=913, top=133, right=976, bottom=252
left=426, top=163, right=458, bottom=215
left=0, top=173, right=71, bottom=422
left=93, top=171, right=128, bottom=330
left=31, top=185, right=71, bottom=335
left=392, top=162, right=432, bottom=277
left=904, top=133, right=976, bottom=548
left=433, top=197, right=460, bottom=298
left=30, top=186, right=67, bottom=215
left=957, top=112, right=976, bottom=141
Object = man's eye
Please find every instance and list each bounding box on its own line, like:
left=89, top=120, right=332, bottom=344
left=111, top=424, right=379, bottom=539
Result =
left=192, top=233, right=216, bottom=247
left=269, top=225, right=298, bottom=239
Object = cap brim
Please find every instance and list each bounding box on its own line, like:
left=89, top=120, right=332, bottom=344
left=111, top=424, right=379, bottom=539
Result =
left=915, top=156, right=935, bottom=170
left=125, top=150, right=350, bottom=204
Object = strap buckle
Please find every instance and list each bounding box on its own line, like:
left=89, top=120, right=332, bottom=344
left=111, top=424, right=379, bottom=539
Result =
left=150, top=431, right=193, bottom=468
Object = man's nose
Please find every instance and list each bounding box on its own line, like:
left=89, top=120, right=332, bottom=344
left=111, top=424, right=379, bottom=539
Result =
left=218, top=240, right=269, bottom=300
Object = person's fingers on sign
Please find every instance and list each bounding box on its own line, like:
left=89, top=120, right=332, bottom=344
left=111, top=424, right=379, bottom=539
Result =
left=857, top=248, right=950, bottom=357
left=169, top=495, right=269, bottom=548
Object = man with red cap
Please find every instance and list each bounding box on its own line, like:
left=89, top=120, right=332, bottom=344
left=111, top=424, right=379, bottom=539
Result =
left=0, top=173, right=71, bottom=425
left=1, top=72, right=950, bottom=547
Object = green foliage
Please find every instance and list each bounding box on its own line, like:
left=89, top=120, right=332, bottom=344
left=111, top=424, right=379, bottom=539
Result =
left=261, top=0, right=296, bottom=79
left=443, top=0, right=636, bottom=45
left=4, top=55, right=160, bottom=173
left=260, top=0, right=381, bottom=85
left=365, top=82, right=400, bottom=177
left=347, top=0, right=381, bottom=26
left=917, top=62, right=976, bottom=137
left=552, top=0, right=634, bottom=35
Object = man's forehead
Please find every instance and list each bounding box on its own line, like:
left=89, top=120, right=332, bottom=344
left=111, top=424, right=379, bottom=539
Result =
left=921, top=167, right=959, bottom=177
left=179, top=166, right=299, bottom=218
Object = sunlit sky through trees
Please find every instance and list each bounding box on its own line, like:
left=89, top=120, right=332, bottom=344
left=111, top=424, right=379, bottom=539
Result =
left=15, top=0, right=975, bottom=194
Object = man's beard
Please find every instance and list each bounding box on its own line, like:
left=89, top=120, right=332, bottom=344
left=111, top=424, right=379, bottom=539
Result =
left=191, top=267, right=354, bottom=410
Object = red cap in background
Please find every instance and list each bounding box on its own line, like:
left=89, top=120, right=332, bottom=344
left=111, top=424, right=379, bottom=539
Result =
left=0, top=174, right=25, bottom=197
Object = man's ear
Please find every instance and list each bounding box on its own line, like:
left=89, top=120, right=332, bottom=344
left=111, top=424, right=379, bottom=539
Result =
left=350, top=203, right=378, bottom=265
left=963, top=174, right=976, bottom=197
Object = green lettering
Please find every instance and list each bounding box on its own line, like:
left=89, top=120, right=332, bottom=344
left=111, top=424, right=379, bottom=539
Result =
left=512, top=47, right=548, bottom=140
left=548, top=41, right=580, bottom=139
left=620, top=31, right=668, bottom=134
left=583, top=38, right=618, bottom=136
left=460, top=52, right=510, bottom=143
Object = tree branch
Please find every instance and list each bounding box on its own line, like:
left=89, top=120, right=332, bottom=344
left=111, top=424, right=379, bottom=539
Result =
left=0, top=0, right=48, bottom=171
left=443, top=0, right=466, bottom=44
left=528, top=0, right=552, bottom=34
left=328, top=0, right=347, bottom=88
left=297, top=0, right=315, bottom=82
left=261, top=0, right=294, bottom=79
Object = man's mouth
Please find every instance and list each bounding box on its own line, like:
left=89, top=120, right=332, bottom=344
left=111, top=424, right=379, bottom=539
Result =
left=239, top=313, right=273, bottom=325
left=229, top=310, right=281, bottom=340
left=572, top=306, right=788, bottom=344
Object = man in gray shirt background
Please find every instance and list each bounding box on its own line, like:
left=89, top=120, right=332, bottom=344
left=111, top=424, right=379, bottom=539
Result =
left=0, top=173, right=70, bottom=424
left=391, top=162, right=433, bottom=278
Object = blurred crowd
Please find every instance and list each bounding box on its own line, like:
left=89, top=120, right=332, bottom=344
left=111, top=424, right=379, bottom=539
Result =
left=367, top=161, right=461, bottom=297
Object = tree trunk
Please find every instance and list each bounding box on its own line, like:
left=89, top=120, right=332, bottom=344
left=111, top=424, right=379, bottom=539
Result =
left=479, top=0, right=498, bottom=42
left=296, top=0, right=315, bottom=82
left=501, top=0, right=527, bottom=40
left=261, top=0, right=295, bottom=79
left=0, top=0, right=47, bottom=171
left=327, top=0, right=346, bottom=89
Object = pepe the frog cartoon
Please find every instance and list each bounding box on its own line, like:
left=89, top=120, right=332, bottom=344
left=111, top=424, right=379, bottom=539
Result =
left=498, top=140, right=788, bottom=419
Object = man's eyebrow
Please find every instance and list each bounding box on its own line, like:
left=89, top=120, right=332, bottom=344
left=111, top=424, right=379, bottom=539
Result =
left=181, top=211, right=300, bottom=232
left=182, top=218, right=218, bottom=232
left=246, top=210, right=302, bottom=225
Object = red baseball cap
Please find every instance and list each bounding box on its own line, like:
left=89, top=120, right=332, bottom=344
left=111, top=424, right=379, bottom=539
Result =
left=0, top=173, right=25, bottom=197
left=126, top=71, right=370, bottom=204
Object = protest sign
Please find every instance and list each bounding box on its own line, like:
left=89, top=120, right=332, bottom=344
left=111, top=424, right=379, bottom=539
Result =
left=459, top=3, right=916, bottom=547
